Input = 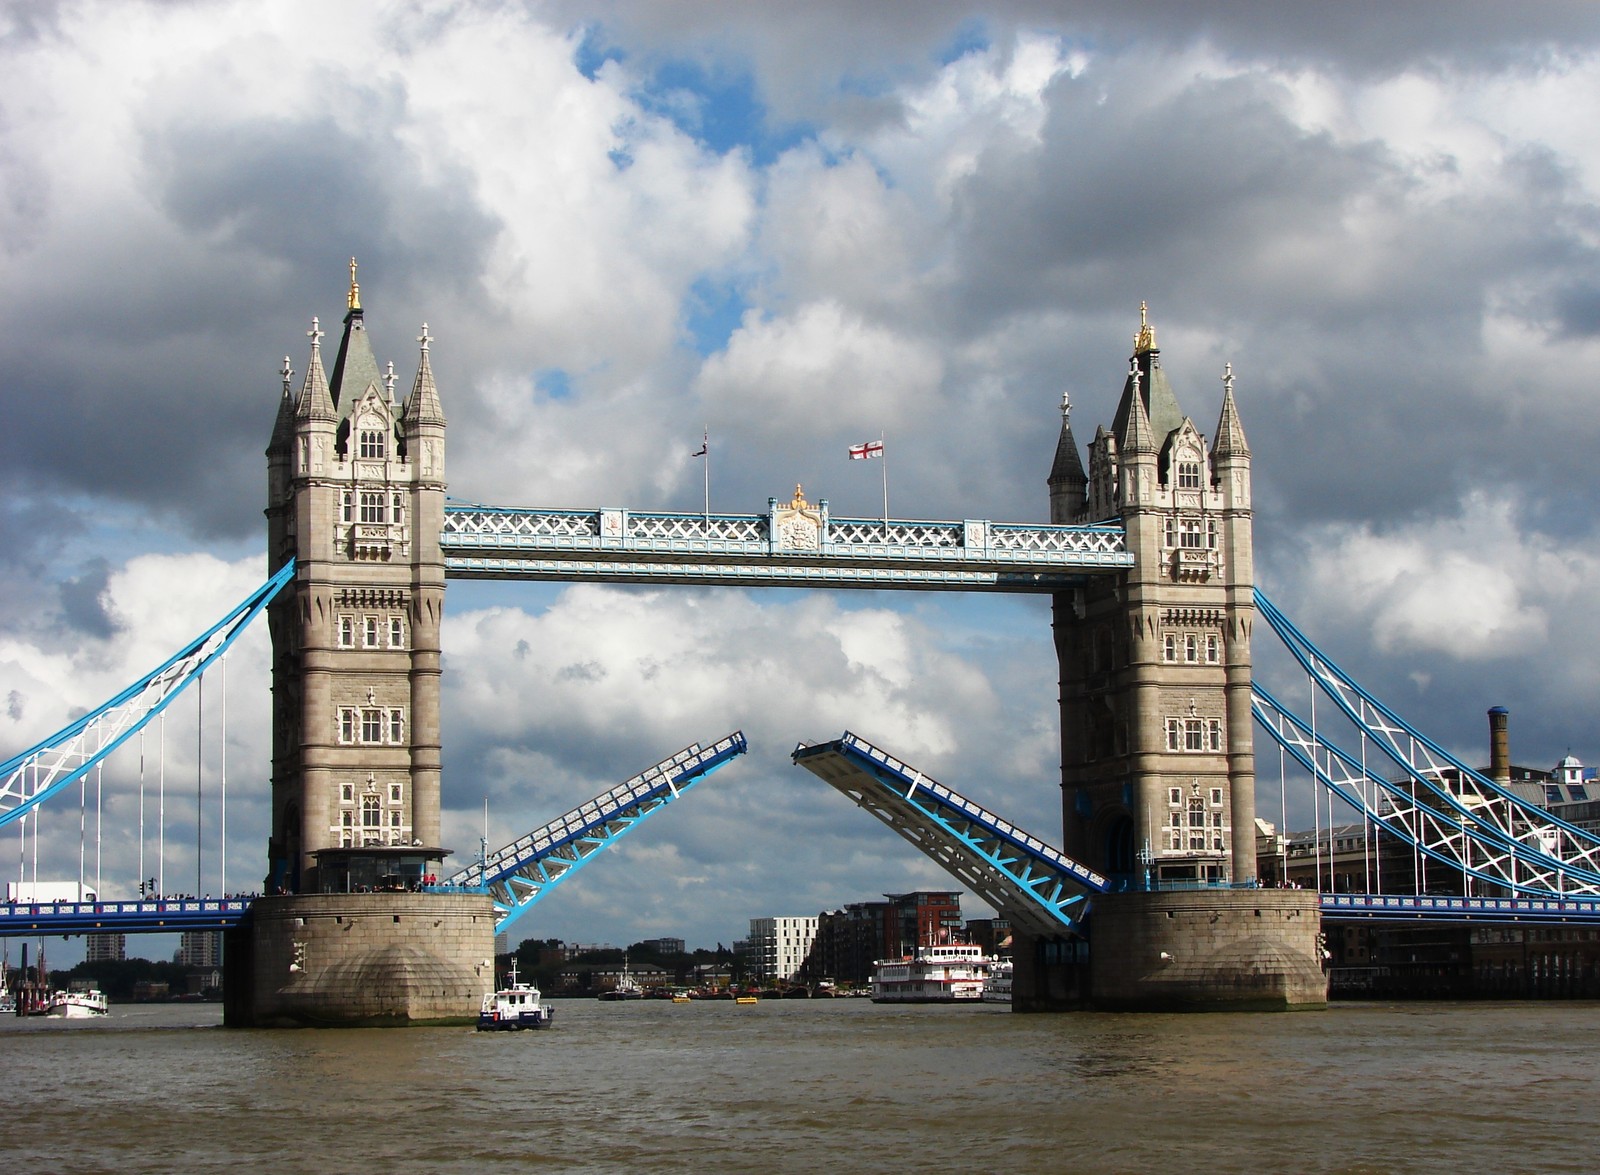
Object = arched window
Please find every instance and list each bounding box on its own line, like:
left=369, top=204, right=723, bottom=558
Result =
left=1177, top=461, right=1202, bottom=489
left=362, top=796, right=381, bottom=830
left=359, top=429, right=386, bottom=460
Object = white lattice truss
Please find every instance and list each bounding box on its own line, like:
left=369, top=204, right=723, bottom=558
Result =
left=441, top=505, right=1131, bottom=590
left=445, top=732, right=747, bottom=934
left=792, top=731, right=1107, bottom=938
left=1254, top=590, right=1600, bottom=896
left=0, top=562, right=295, bottom=832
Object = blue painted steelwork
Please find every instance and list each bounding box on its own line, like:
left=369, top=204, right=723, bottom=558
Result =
left=1253, top=588, right=1600, bottom=897
left=0, top=562, right=296, bottom=832
left=791, top=731, right=1106, bottom=938
left=0, top=897, right=252, bottom=936
left=1321, top=893, right=1600, bottom=925
left=441, top=503, right=1130, bottom=591
left=444, top=732, right=748, bottom=935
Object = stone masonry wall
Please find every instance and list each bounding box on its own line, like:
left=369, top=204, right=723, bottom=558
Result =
left=1088, top=890, right=1327, bottom=1011
left=245, top=892, right=495, bottom=1026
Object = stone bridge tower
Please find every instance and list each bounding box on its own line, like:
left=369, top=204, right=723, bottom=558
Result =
left=235, top=264, right=491, bottom=1027
left=1041, top=305, right=1325, bottom=1011
left=265, top=261, right=447, bottom=895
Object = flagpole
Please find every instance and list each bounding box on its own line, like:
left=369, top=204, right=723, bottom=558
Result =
left=702, top=426, right=710, bottom=531
left=880, top=431, right=888, bottom=529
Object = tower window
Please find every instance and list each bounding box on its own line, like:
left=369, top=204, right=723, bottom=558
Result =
left=1163, top=632, right=1178, bottom=662
left=389, top=783, right=403, bottom=804
left=1180, top=519, right=1204, bottom=549
left=388, top=709, right=404, bottom=744
left=362, top=796, right=381, bottom=829
left=339, top=709, right=356, bottom=744
left=361, top=708, right=383, bottom=743
left=1177, top=462, right=1201, bottom=489
left=389, top=617, right=405, bottom=648
left=359, top=430, right=386, bottom=460
left=341, top=491, right=355, bottom=524
left=392, top=493, right=405, bottom=526
left=1184, top=633, right=1199, bottom=663
left=363, top=616, right=379, bottom=648
left=359, top=491, right=387, bottom=524
left=339, top=616, right=354, bottom=648
left=1205, top=633, right=1220, bottom=664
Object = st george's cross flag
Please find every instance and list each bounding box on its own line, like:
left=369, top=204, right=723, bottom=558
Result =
left=847, top=439, right=884, bottom=460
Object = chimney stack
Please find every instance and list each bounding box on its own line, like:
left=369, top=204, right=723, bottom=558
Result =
left=1488, top=707, right=1510, bottom=785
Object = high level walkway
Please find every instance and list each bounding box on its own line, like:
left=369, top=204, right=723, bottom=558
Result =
left=442, top=503, right=1130, bottom=591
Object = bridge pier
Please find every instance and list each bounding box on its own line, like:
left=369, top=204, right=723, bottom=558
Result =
left=228, top=893, right=494, bottom=1027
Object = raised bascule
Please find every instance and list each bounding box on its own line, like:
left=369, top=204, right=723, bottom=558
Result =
left=22, top=271, right=1598, bottom=1021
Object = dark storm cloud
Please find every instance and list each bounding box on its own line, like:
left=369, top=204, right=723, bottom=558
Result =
left=57, top=556, right=119, bottom=639
left=552, top=1, right=1600, bottom=118
left=0, top=89, right=501, bottom=544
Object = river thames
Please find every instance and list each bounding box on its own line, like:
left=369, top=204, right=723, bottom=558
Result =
left=3, top=998, right=1597, bottom=1173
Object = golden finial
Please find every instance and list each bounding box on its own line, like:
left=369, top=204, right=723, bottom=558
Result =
left=785, top=483, right=812, bottom=510
left=348, top=256, right=361, bottom=311
left=1134, top=300, right=1155, bottom=352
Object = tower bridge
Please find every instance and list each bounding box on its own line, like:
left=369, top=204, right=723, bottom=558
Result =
left=9, top=274, right=1600, bottom=1020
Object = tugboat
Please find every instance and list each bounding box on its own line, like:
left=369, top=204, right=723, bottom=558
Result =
left=477, top=962, right=554, bottom=1031
left=596, top=955, right=644, bottom=1001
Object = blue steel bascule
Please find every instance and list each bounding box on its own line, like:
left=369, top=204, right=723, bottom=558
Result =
left=12, top=281, right=1600, bottom=1016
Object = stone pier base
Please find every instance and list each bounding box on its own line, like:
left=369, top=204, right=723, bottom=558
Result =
left=227, top=892, right=496, bottom=1027
left=1087, top=889, right=1327, bottom=1012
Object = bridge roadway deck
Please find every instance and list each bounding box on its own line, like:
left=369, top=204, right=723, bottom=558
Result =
left=0, top=897, right=253, bottom=936
left=1321, top=892, right=1600, bottom=924
left=441, top=504, right=1131, bottom=591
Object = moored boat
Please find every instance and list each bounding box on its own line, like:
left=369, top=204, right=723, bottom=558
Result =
left=39, top=989, right=109, bottom=1018
left=597, top=956, right=645, bottom=1001
left=870, top=943, right=992, bottom=1003
left=477, top=963, right=554, bottom=1031
left=982, top=958, right=1013, bottom=1004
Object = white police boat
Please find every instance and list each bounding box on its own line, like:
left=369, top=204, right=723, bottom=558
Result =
left=477, top=962, right=554, bottom=1031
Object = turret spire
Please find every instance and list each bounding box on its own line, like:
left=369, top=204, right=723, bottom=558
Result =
left=403, top=323, right=445, bottom=427
left=294, top=317, right=336, bottom=421
left=1213, top=361, right=1250, bottom=460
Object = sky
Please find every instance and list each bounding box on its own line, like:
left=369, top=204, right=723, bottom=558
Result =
left=5, top=1, right=1600, bottom=961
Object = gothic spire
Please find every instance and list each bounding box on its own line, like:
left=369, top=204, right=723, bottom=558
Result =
left=402, top=323, right=445, bottom=427
left=1212, top=362, right=1250, bottom=460
left=327, top=257, right=382, bottom=413
left=1120, top=359, right=1156, bottom=455
left=1048, top=390, right=1088, bottom=489
left=1112, top=302, right=1185, bottom=448
left=294, top=317, right=336, bottom=422
left=270, top=354, right=296, bottom=451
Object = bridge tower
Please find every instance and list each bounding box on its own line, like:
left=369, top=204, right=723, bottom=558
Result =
left=234, top=264, right=492, bottom=1026
left=1040, top=305, right=1325, bottom=1010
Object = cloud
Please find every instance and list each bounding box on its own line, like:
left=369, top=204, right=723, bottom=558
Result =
left=8, top=1, right=1600, bottom=955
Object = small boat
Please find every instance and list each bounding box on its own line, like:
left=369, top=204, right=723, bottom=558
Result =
left=870, top=942, right=992, bottom=1003
left=39, top=989, right=109, bottom=1018
left=476, top=963, right=554, bottom=1031
left=734, top=995, right=759, bottom=1005
left=982, top=959, right=1013, bottom=1004
left=597, top=955, right=645, bottom=1001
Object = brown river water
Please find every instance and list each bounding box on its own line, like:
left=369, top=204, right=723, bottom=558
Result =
left=2, top=998, right=1598, bottom=1174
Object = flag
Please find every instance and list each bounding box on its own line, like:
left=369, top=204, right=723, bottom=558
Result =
left=848, top=439, right=883, bottom=460
left=691, top=431, right=707, bottom=458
